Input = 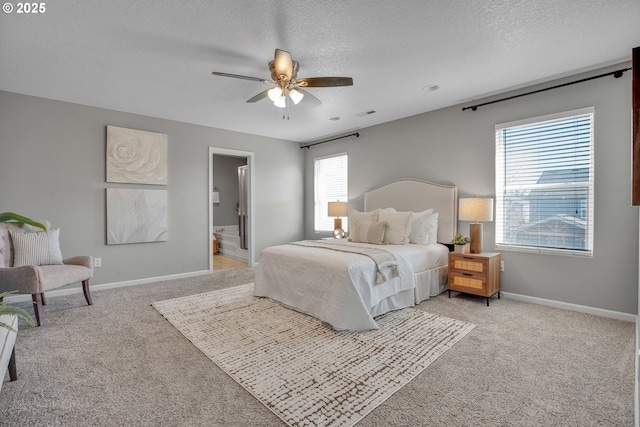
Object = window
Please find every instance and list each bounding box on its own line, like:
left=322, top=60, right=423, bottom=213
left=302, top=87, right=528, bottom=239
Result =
left=495, top=107, right=594, bottom=256
left=314, top=153, right=348, bottom=233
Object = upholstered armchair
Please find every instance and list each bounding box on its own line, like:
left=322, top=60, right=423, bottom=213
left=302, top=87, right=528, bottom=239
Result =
left=0, top=221, right=94, bottom=326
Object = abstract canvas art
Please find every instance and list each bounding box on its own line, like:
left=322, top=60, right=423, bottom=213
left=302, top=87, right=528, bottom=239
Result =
left=107, top=188, right=168, bottom=244
left=106, top=125, right=168, bottom=185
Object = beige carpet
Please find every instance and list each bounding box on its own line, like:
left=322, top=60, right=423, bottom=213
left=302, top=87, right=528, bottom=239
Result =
left=152, top=283, right=475, bottom=427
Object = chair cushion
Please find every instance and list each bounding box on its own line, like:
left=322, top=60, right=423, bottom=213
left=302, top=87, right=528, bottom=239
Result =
left=38, top=265, right=93, bottom=290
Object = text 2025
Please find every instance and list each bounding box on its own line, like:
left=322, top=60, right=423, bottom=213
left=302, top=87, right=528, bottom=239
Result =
left=17, top=3, right=45, bottom=13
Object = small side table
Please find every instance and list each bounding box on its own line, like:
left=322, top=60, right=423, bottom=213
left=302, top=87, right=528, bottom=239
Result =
left=448, top=252, right=501, bottom=306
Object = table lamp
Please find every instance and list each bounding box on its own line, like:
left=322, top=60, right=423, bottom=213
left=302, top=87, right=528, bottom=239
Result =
left=459, top=198, right=494, bottom=254
left=328, top=201, right=348, bottom=239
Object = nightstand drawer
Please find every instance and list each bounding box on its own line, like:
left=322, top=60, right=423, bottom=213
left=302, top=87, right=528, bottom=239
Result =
left=450, top=256, right=488, bottom=275
left=449, top=271, right=487, bottom=293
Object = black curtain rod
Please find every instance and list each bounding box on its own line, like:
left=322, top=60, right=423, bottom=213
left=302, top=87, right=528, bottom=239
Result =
left=462, top=67, right=631, bottom=112
left=301, top=132, right=360, bottom=149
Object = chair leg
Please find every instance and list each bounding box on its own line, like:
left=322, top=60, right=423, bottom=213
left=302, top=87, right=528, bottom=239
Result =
left=31, top=293, right=43, bottom=326
left=82, top=280, right=93, bottom=306
left=41, top=292, right=47, bottom=306
left=8, top=347, right=17, bottom=381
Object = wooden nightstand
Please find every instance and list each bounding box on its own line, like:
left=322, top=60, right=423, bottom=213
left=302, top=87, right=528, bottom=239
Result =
left=448, top=252, right=501, bottom=306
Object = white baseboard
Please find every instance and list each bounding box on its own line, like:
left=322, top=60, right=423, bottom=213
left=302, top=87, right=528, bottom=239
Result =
left=501, top=291, right=637, bottom=322
left=4, top=270, right=211, bottom=303
left=5, top=274, right=636, bottom=324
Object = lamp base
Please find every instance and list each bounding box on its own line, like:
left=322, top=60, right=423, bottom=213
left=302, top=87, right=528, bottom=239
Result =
left=333, top=218, right=345, bottom=239
left=470, top=223, right=483, bottom=254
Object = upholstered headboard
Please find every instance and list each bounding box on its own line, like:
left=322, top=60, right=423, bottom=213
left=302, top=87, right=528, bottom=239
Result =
left=364, top=179, right=458, bottom=244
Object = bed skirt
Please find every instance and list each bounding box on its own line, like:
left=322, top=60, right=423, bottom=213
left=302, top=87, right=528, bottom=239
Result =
left=369, top=264, right=448, bottom=317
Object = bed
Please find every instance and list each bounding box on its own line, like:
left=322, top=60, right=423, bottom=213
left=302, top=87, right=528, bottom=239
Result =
left=254, top=179, right=458, bottom=331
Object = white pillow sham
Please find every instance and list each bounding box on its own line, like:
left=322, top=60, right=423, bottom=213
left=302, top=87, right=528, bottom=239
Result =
left=408, top=209, right=434, bottom=244
left=377, top=210, right=413, bottom=245
left=348, top=209, right=378, bottom=232
left=424, top=211, right=439, bottom=244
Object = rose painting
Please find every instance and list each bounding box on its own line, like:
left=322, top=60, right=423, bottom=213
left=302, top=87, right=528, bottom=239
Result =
left=106, top=126, right=168, bottom=185
left=107, top=188, right=168, bottom=244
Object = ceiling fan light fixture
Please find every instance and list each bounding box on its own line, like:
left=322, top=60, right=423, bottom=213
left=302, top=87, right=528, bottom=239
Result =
left=268, top=86, right=283, bottom=102
left=212, top=48, right=353, bottom=108
left=273, top=96, right=287, bottom=108
left=288, top=88, right=304, bottom=105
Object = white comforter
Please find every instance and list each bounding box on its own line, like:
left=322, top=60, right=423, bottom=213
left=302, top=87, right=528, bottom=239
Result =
left=254, top=240, right=434, bottom=331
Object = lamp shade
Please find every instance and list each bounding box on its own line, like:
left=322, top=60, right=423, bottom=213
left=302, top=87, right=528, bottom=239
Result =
left=273, top=96, right=286, bottom=108
left=459, top=198, right=494, bottom=222
left=328, top=201, right=348, bottom=217
left=288, top=88, right=304, bottom=105
left=268, top=86, right=283, bottom=102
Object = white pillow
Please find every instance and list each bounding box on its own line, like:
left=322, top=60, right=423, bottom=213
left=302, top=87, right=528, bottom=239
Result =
left=425, top=211, right=439, bottom=244
left=348, top=209, right=378, bottom=232
left=377, top=210, right=413, bottom=244
left=10, top=228, right=64, bottom=267
left=349, top=221, right=387, bottom=245
left=408, top=209, right=434, bottom=244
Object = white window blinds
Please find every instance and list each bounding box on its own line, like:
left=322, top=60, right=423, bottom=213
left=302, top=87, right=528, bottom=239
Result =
left=314, top=153, right=348, bottom=233
left=495, top=107, right=594, bottom=256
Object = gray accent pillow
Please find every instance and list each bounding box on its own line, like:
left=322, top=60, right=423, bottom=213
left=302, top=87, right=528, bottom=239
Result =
left=349, top=221, right=388, bottom=245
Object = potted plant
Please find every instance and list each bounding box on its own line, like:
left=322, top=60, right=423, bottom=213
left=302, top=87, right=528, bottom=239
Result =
left=0, top=212, right=46, bottom=230
left=452, top=233, right=470, bottom=254
left=0, top=212, right=41, bottom=331
left=0, top=291, right=35, bottom=331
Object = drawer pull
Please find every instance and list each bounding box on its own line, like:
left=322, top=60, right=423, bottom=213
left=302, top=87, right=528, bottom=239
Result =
left=463, top=272, right=472, bottom=276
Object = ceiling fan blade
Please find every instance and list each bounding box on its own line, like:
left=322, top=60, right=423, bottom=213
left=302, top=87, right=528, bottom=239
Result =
left=298, top=88, right=322, bottom=105
left=246, top=89, right=270, bottom=103
left=296, top=77, right=353, bottom=87
left=272, top=49, right=294, bottom=80
left=212, top=71, right=267, bottom=83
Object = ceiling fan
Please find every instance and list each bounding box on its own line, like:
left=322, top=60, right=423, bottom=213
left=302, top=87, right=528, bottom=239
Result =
left=212, top=49, right=353, bottom=108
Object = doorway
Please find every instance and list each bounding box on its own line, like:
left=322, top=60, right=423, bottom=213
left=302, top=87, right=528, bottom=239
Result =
left=208, top=147, right=255, bottom=272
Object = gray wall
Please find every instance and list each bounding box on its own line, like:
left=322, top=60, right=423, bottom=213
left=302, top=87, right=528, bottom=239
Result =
left=304, top=63, right=638, bottom=315
left=212, top=155, right=247, bottom=227
left=0, top=90, right=304, bottom=285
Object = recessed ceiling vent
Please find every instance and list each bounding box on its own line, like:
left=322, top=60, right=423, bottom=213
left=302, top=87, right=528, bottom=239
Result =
left=356, top=110, right=376, bottom=117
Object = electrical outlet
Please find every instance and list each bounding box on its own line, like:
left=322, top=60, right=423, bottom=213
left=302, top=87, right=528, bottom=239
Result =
left=500, top=261, right=504, bottom=272
left=94, top=257, right=102, bottom=268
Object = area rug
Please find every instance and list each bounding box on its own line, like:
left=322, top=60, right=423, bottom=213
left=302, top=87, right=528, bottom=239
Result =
left=152, top=284, right=475, bottom=427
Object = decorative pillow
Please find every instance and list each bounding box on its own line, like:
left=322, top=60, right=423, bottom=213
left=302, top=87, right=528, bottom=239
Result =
left=349, top=221, right=387, bottom=245
left=377, top=210, right=413, bottom=244
left=9, top=228, right=64, bottom=267
left=348, top=209, right=378, bottom=232
left=425, top=211, right=439, bottom=244
left=408, top=209, right=434, bottom=244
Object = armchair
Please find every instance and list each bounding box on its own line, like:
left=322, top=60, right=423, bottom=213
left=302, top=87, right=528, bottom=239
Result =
left=0, top=221, right=94, bottom=326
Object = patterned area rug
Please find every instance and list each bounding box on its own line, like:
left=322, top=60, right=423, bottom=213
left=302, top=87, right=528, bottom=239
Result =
left=152, top=284, right=475, bottom=427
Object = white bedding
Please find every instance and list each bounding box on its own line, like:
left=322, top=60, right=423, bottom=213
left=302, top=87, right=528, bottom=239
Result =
left=254, top=240, right=449, bottom=331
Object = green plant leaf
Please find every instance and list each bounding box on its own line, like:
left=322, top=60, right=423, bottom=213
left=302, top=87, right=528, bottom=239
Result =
left=0, top=290, right=36, bottom=330
left=0, top=212, right=46, bottom=230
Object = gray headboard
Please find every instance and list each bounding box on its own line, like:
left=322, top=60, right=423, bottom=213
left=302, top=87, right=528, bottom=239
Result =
left=364, top=179, right=458, bottom=244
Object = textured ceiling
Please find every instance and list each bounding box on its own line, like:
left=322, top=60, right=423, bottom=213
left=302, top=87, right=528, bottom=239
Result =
left=1, top=0, right=638, bottom=143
